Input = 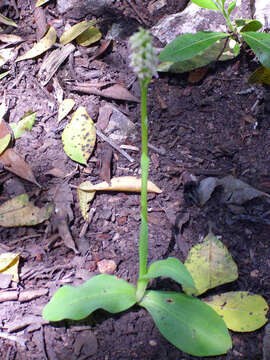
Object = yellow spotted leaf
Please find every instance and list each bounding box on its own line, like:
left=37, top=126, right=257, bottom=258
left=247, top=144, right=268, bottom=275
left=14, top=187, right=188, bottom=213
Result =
left=62, top=106, right=96, bottom=165
left=58, top=98, right=75, bottom=123
left=77, top=181, right=96, bottom=221
left=183, top=231, right=238, bottom=296
left=16, top=26, right=57, bottom=62
left=0, top=252, right=20, bottom=282
left=0, top=193, right=53, bottom=227
left=60, top=20, right=97, bottom=45
left=248, top=66, right=270, bottom=85
left=204, top=291, right=268, bottom=332
left=78, top=176, right=162, bottom=193
left=76, top=26, right=102, bottom=46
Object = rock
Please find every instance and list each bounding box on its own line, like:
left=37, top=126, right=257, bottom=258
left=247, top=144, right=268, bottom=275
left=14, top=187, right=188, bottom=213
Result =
left=57, top=0, right=114, bottom=17
left=151, top=0, right=252, bottom=45
left=97, top=259, right=116, bottom=274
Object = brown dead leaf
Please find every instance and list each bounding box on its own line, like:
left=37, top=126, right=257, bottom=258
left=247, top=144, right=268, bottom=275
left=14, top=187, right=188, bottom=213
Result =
left=0, top=118, right=12, bottom=155
left=89, top=39, right=112, bottom=61
left=0, top=148, right=41, bottom=187
left=99, top=143, right=112, bottom=185
left=70, top=83, right=140, bottom=103
left=34, top=6, right=47, bottom=41
left=188, top=66, right=209, bottom=83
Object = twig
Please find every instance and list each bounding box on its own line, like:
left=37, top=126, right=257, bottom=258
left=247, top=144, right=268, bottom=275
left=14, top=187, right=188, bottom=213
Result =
left=96, top=128, right=135, bottom=163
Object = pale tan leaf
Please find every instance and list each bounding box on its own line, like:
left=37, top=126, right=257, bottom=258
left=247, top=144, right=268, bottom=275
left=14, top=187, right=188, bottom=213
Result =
left=0, top=253, right=20, bottom=282
left=0, top=14, right=17, bottom=28
left=78, top=176, right=162, bottom=193
left=76, top=26, right=102, bottom=46
left=0, top=34, right=23, bottom=44
left=35, top=0, right=52, bottom=7
left=16, top=26, right=57, bottom=62
left=0, top=48, right=16, bottom=67
left=0, top=119, right=11, bottom=155
left=77, top=181, right=96, bottom=221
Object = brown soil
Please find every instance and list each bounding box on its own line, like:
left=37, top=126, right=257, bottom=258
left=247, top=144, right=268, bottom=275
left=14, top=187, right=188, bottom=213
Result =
left=0, top=1, right=270, bottom=359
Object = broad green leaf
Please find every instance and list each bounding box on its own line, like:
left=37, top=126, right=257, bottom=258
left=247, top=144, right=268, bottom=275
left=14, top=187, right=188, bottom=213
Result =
left=62, top=106, right=96, bottom=165
left=10, top=111, right=36, bottom=139
left=43, top=274, right=137, bottom=321
left=227, top=1, right=236, bottom=16
left=0, top=194, right=53, bottom=227
left=240, top=20, right=262, bottom=32
left=159, top=31, right=229, bottom=64
left=16, top=26, right=57, bottom=62
left=76, top=26, right=102, bottom=46
left=142, top=258, right=195, bottom=288
left=248, top=66, right=270, bottom=85
left=140, top=290, right=231, bottom=356
left=158, top=37, right=238, bottom=73
left=182, top=231, right=238, bottom=296
left=204, top=291, right=268, bottom=332
left=35, top=0, right=52, bottom=6
left=77, top=181, right=96, bottom=221
left=57, top=98, right=75, bottom=123
left=0, top=71, right=9, bottom=80
left=60, top=20, right=97, bottom=45
left=241, top=32, right=270, bottom=69
left=0, top=14, right=17, bottom=28
left=190, top=0, right=219, bottom=11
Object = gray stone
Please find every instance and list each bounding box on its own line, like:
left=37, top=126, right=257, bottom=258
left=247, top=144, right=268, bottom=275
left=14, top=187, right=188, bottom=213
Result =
left=151, top=0, right=252, bottom=45
left=57, top=0, right=114, bottom=17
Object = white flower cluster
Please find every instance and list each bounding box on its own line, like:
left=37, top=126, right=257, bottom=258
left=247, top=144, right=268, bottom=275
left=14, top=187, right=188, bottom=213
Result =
left=129, top=28, right=158, bottom=81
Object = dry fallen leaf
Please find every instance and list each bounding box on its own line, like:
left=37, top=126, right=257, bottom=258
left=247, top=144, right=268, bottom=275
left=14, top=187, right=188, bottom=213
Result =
left=0, top=252, right=20, bottom=282
left=58, top=98, right=75, bottom=123
left=0, top=148, right=41, bottom=187
left=0, top=193, right=53, bottom=227
left=78, top=176, right=162, bottom=193
left=16, top=26, right=57, bottom=62
left=60, top=20, right=96, bottom=45
left=0, top=118, right=12, bottom=155
left=77, top=181, right=96, bottom=221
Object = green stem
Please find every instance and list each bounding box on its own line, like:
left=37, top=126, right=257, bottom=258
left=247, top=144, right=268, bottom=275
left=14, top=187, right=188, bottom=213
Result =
left=136, top=78, right=150, bottom=301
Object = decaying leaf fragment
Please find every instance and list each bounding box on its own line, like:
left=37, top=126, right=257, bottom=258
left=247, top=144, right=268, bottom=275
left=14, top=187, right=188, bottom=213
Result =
left=197, top=175, right=270, bottom=206
left=0, top=193, right=53, bottom=227
left=62, top=106, right=96, bottom=165
left=38, top=43, right=75, bottom=86
left=16, top=26, right=57, bottom=62
left=78, top=176, right=162, bottom=193
left=0, top=148, right=41, bottom=187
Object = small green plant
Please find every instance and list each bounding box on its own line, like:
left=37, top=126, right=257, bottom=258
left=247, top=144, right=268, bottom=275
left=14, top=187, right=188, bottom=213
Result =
left=42, top=28, right=232, bottom=357
left=158, top=0, right=270, bottom=80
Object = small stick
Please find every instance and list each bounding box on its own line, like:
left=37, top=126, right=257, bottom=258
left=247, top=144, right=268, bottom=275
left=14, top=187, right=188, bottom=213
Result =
left=96, top=128, right=135, bottom=163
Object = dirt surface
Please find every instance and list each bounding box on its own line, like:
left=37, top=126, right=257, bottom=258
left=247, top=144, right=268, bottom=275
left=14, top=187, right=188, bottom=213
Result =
left=1, top=1, right=270, bottom=359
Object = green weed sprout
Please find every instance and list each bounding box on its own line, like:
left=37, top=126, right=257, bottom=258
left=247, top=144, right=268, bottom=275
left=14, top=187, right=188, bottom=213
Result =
left=42, top=28, right=232, bottom=357
left=159, top=0, right=270, bottom=81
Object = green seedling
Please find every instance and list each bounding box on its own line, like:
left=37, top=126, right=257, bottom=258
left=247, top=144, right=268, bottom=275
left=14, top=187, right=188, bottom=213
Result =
left=159, top=0, right=270, bottom=82
left=42, top=28, right=234, bottom=357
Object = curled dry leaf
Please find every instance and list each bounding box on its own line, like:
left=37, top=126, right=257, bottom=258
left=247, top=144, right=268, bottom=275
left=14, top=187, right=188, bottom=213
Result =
left=76, top=26, right=102, bottom=46
left=0, top=148, right=41, bottom=187
left=58, top=98, right=75, bottom=123
left=0, top=193, right=53, bottom=227
left=16, top=26, right=57, bottom=62
left=78, top=176, right=162, bottom=193
left=77, top=181, right=96, bottom=221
